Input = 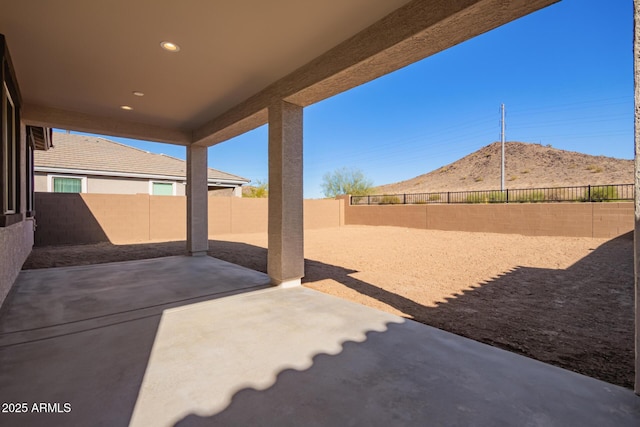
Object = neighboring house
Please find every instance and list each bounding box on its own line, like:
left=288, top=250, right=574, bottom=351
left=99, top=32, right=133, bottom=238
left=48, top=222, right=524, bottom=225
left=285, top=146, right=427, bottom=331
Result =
left=34, top=133, right=249, bottom=197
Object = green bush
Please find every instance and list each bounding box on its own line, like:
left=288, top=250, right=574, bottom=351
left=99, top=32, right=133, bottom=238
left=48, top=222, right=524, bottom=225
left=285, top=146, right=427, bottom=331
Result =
left=244, top=180, right=268, bottom=198
left=379, top=195, right=401, bottom=205
left=513, top=190, right=546, bottom=203
left=465, top=191, right=506, bottom=203
left=588, top=185, right=619, bottom=202
left=544, top=188, right=567, bottom=201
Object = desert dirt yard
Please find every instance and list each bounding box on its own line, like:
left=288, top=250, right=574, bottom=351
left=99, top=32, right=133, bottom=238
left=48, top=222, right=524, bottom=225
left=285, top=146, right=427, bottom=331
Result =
left=23, top=225, right=634, bottom=389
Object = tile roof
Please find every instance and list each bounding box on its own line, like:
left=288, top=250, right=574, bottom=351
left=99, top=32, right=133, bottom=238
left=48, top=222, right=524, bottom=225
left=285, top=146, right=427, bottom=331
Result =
left=35, top=133, right=249, bottom=183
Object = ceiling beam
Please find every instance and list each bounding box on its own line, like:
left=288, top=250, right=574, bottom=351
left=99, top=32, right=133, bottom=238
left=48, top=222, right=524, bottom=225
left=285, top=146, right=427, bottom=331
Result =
left=22, top=104, right=192, bottom=146
left=193, top=0, right=559, bottom=147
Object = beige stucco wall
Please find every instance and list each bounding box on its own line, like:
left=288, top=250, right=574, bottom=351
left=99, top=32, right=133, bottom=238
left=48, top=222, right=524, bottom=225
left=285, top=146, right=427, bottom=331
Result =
left=344, top=201, right=633, bottom=238
left=89, top=177, right=153, bottom=195
left=34, top=172, right=187, bottom=195
left=34, top=173, right=47, bottom=192
left=34, top=194, right=343, bottom=246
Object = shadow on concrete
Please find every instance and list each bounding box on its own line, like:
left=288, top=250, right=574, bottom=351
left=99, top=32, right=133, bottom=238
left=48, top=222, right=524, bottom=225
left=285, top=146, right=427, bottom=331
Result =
left=205, top=234, right=635, bottom=388
left=0, top=256, right=271, bottom=427
left=170, top=316, right=640, bottom=427
left=19, top=233, right=636, bottom=388
left=7, top=231, right=635, bottom=426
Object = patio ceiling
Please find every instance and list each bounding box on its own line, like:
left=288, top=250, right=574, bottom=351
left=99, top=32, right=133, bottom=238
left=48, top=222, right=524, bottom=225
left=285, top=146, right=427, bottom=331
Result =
left=1, top=0, right=558, bottom=146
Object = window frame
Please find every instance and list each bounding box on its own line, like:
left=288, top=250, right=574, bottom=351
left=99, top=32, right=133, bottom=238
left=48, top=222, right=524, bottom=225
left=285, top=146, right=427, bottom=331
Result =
left=25, top=136, right=34, bottom=216
left=149, top=180, right=176, bottom=196
left=2, top=81, right=16, bottom=215
left=48, top=174, right=87, bottom=193
left=0, top=36, right=23, bottom=227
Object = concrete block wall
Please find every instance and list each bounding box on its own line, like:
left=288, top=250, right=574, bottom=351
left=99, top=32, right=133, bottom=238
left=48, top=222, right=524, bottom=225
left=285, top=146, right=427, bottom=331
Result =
left=32, top=193, right=632, bottom=246
left=33, top=193, right=343, bottom=246
left=343, top=200, right=633, bottom=238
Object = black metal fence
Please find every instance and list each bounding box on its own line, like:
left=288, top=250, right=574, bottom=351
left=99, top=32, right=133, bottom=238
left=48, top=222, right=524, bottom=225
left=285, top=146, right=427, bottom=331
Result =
left=351, top=184, right=634, bottom=205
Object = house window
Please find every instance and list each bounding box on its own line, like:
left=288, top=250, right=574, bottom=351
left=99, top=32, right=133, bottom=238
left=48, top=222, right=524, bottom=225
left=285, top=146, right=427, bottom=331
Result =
left=48, top=175, right=87, bottom=193
left=151, top=181, right=174, bottom=196
left=2, top=82, right=16, bottom=214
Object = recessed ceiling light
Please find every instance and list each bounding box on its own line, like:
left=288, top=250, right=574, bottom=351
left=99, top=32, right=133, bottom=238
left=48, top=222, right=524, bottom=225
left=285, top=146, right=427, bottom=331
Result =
left=132, top=91, right=144, bottom=97
left=120, top=105, right=133, bottom=111
left=160, top=41, right=180, bottom=52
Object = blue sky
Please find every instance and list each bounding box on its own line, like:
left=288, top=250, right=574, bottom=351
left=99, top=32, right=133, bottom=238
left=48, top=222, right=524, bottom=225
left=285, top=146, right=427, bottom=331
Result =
left=69, top=0, right=633, bottom=199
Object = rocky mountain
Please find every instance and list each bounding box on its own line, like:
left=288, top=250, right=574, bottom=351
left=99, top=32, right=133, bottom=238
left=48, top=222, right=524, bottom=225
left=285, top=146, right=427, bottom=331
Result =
left=375, top=142, right=633, bottom=194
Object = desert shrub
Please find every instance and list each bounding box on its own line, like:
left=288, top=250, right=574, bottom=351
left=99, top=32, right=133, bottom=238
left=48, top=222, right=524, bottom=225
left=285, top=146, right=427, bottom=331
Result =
left=588, top=185, right=619, bottom=202
left=465, top=193, right=483, bottom=203
left=350, top=196, right=369, bottom=205
left=428, top=194, right=441, bottom=201
left=513, top=190, right=545, bottom=203
left=508, top=175, right=518, bottom=181
left=244, top=180, right=268, bottom=198
left=474, top=177, right=483, bottom=182
left=586, top=164, right=603, bottom=173
left=545, top=188, right=568, bottom=201
left=465, top=191, right=505, bottom=203
left=379, top=195, right=401, bottom=205
left=488, top=191, right=507, bottom=202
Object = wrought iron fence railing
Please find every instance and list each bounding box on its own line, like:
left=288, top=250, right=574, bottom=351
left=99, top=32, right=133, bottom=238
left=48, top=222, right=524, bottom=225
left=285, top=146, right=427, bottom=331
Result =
left=350, top=184, right=634, bottom=205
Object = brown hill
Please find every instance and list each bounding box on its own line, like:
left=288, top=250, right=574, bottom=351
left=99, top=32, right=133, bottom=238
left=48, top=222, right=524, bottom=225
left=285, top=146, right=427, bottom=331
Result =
left=375, top=142, right=633, bottom=194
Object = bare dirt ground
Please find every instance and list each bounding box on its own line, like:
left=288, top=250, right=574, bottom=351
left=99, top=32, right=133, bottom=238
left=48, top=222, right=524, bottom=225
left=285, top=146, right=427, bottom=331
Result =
left=23, top=226, right=634, bottom=389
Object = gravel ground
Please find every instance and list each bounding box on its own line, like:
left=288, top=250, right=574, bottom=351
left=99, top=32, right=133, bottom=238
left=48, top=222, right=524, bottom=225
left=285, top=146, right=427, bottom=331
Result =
left=23, top=226, right=635, bottom=389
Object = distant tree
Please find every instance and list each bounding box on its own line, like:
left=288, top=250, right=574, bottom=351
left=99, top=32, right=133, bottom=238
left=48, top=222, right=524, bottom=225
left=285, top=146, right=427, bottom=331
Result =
left=321, top=167, right=373, bottom=197
left=244, top=179, right=268, bottom=198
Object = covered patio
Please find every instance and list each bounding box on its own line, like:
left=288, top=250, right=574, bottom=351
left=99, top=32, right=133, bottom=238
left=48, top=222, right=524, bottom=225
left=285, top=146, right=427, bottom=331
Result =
left=1, top=0, right=640, bottom=425
left=1, top=256, right=638, bottom=426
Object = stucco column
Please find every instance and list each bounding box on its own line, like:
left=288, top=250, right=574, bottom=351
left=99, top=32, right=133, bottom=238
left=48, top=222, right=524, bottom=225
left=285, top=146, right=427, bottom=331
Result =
left=634, top=0, right=640, bottom=395
left=187, top=144, right=208, bottom=256
left=268, top=100, right=304, bottom=287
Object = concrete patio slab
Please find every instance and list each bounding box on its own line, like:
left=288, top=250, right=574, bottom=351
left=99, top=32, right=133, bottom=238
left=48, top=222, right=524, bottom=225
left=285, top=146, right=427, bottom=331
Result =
left=0, top=256, right=638, bottom=426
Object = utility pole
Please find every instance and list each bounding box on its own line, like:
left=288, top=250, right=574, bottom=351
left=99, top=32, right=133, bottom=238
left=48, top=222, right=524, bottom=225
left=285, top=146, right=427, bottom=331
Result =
left=500, top=103, right=505, bottom=191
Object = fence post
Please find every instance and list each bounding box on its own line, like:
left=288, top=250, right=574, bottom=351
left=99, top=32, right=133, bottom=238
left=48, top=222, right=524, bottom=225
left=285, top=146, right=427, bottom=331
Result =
left=447, top=192, right=450, bottom=204
left=588, top=185, right=591, bottom=202
left=506, top=189, right=509, bottom=203
left=367, top=195, right=370, bottom=205
left=403, top=194, right=406, bottom=204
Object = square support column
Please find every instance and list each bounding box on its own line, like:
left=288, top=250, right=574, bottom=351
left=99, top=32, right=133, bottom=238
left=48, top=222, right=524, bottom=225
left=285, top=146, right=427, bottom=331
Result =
left=268, top=100, right=303, bottom=287
left=634, top=0, right=640, bottom=395
left=187, top=144, right=208, bottom=256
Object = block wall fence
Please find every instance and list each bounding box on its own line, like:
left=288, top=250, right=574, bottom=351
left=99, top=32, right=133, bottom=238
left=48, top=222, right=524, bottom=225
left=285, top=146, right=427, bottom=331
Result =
left=33, top=193, right=632, bottom=246
left=33, top=193, right=344, bottom=246
left=337, top=195, right=633, bottom=239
